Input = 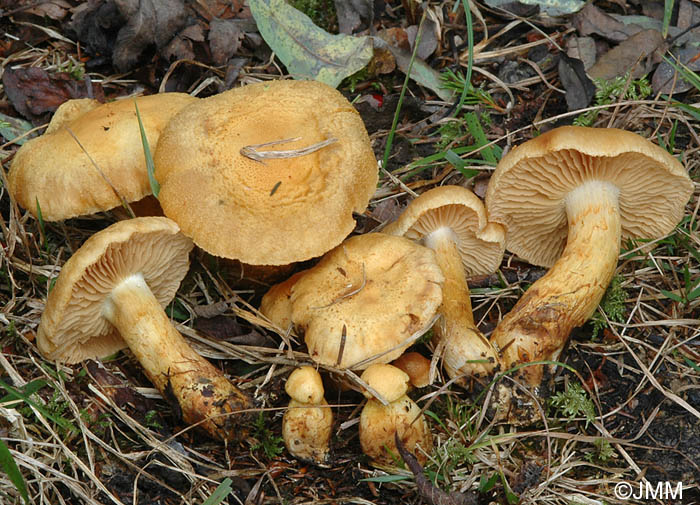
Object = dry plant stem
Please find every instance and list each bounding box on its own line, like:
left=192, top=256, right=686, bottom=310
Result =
left=426, top=228, right=501, bottom=379
left=102, top=273, right=251, bottom=440
left=491, top=181, right=621, bottom=390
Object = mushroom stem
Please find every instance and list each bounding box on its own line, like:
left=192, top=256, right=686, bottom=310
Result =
left=426, top=228, right=501, bottom=380
left=102, top=273, right=251, bottom=440
left=491, top=180, right=621, bottom=392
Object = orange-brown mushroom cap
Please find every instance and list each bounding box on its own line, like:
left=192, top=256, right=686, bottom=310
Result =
left=290, top=233, right=443, bottom=369
left=8, top=93, right=197, bottom=221
left=486, top=126, right=694, bottom=267
left=154, top=79, right=378, bottom=265
left=384, top=185, right=505, bottom=275
left=37, top=216, right=193, bottom=362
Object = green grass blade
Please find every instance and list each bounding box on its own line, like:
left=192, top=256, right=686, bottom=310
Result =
left=0, top=379, right=77, bottom=434
left=134, top=99, right=159, bottom=198
left=444, top=149, right=479, bottom=179
left=660, top=289, right=683, bottom=302
left=663, top=0, right=674, bottom=38
left=0, top=438, right=29, bottom=504
left=202, top=478, right=233, bottom=505
left=455, top=0, right=475, bottom=114
left=360, top=474, right=409, bottom=483
left=381, top=10, right=426, bottom=173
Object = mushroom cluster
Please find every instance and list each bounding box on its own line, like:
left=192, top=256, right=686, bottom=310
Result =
left=9, top=76, right=694, bottom=469
left=11, top=80, right=379, bottom=441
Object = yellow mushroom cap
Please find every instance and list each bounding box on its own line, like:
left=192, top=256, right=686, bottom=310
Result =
left=260, top=270, right=306, bottom=331
left=154, top=79, right=378, bottom=265
left=290, top=233, right=443, bottom=369
left=384, top=185, right=505, bottom=275
left=485, top=126, right=694, bottom=268
left=360, top=364, right=409, bottom=402
left=37, top=217, right=194, bottom=363
left=285, top=366, right=325, bottom=404
left=8, top=93, right=197, bottom=221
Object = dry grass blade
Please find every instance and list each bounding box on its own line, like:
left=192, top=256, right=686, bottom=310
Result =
left=240, top=137, right=337, bottom=163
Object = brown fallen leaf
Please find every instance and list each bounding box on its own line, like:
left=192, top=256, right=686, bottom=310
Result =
left=335, top=0, right=372, bottom=34
left=394, top=432, right=477, bottom=505
left=70, top=0, right=188, bottom=72
left=208, top=18, right=245, bottom=66
left=3, top=67, right=104, bottom=124
left=573, top=3, right=641, bottom=42
left=588, top=29, right=665, bottom=80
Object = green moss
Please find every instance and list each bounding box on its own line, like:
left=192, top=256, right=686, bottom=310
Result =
left=288, top=0, right=337, bottom=32
left=590, top=274, right=627, bottom=338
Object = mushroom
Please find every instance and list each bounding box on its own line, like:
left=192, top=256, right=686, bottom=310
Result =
left=285, top=233, right=444, bottom=370
left=359, top=363, right=432, bottom=466
left=153, top=79, right=378, bottom=266
left=282, top=366, right=333, bottom=465
left=485, top=126, right=694, bottom=420
left=391, top=352, right=431, bottom=389
left=259, top=271, right=306, bottom=333
left=37, top=217, right=253, bottom=440
left=8, top=93, right=196, bottom=221
left=384, top=185, right=506, bottom=381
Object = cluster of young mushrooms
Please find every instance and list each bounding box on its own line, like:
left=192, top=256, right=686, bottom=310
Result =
left=8, top=79, right=694, bottom=468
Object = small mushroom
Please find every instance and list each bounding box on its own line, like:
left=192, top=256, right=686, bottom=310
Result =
left=282, top=366, right=333, bottom=465
left=485, top=126, right=693, bottom=421
left=391, top=352, right=431, bottom=389
left=8, top=93, right=196, bottom=220
left=359, top=364, right=432, bottom=466
left=384, top=185, right=505, bottom=381
left=154, top=79, right=378, bottom=266
left=285, top=233, right=444, bottom=370
left=37, top=217, right=253, bottom=440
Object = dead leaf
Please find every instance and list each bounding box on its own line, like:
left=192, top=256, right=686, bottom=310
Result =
left=588, top=29, right=665, bottom=80
left=208, top=18, right=245, bottom=65
left=565, top=36, right=596, bottom=70
left=369, top=198, right=401, bottom=224
left=372, top=36, right=454, bottom=102
left=334, top=0, right=372, bottom=34
left=192, top=0, right=247, bottom=21
left=573, top=3, right=640, bottom=42
left=162, top=22, right=206, bottom=62
left=558, top=51, right=595, bottom=111
left=2, top=67, right=104, bottom=124
left=70, top=0, right=188, bottom=72
left=112, top=0, right=188, bottom=72
left=0, top=112, right=36, bottom=145
left=248, top=0, right=373, bottom=88
left=25, top=0, right=71, bottom=20
left=652, top=46, right=700, bottom=95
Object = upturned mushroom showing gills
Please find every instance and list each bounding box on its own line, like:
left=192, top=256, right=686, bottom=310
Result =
left=8, top=93, right=196, bottom=221
left=359, top=364, right=432, bottom=466
left=283, top=366, right=333, bottom=465
left=37, top=217, right=253, bottom=440
left=384, top=186, right=505, bottom=381
left=154, top=79, right=378, bottom=266
left=485, top=126, right=693, bottom=421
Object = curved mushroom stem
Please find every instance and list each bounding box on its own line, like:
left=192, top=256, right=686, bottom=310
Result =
left=102, top=274, right=252, bottom=440
left=426, top=228, right=501, bottom=381
left=490, top=181, right=621, bottom=421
